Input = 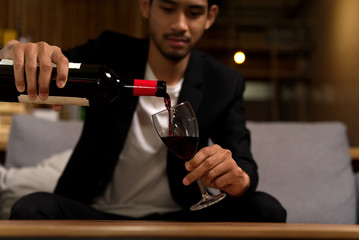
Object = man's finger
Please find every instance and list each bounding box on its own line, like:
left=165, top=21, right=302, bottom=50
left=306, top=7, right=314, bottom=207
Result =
left=51, top=46, right=69, bottom=88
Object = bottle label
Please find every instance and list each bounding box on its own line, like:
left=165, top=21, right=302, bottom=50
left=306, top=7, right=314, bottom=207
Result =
left=0, top=59, right=82, bottom=69
left=18, top=95, right=89, bottom=106
left=0, top=59, right=15, bottom=65
left=133, top=79, right=157, bottom=96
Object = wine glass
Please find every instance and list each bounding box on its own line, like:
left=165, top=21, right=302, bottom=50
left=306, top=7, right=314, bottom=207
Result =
left=152, top=101, right=226, bottom=211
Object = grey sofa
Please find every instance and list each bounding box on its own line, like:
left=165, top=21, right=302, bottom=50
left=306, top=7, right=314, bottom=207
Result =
left=0, top=115, right=356, bottom=223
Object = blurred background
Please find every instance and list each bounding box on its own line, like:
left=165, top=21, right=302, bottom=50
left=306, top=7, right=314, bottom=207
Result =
left=0, top=0, right=358, bottom=147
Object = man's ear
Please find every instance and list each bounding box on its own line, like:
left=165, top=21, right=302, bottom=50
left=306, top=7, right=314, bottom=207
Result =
left=205, top=5, right=219, bottom=30
left=138, top=0, right=151, bottom=19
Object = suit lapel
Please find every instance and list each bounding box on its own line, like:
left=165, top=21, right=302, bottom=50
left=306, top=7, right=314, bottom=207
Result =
left=178, top=50, right=204, bottom=111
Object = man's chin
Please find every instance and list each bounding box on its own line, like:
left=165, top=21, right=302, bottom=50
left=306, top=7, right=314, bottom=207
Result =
left=162, top=50, right=190, bottom=61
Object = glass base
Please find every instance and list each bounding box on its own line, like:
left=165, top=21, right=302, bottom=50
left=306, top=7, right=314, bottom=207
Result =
left=190, top=192, right=226, bottom=211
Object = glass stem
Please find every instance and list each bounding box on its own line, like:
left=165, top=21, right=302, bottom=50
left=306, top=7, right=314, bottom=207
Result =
left=196, top=178, right=210, bottom=198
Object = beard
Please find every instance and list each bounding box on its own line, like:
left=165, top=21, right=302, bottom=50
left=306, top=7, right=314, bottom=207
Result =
left=159, top=47, right=189, bottom=61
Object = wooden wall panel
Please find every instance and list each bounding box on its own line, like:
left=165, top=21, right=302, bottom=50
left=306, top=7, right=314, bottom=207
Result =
left=0, top=0, right=147, bottom=49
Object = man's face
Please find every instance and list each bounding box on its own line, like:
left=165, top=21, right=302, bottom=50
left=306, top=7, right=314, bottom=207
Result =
left=147, top=0, right=216, bottom=61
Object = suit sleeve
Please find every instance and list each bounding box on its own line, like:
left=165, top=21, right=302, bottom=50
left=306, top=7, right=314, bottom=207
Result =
left=210, top=72, right=258, bottom=197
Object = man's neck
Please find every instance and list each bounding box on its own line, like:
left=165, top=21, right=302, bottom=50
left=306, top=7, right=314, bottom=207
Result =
left=147, top=42, right=190, bottom=86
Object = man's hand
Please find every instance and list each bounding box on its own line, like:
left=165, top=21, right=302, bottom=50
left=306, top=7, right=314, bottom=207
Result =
left=0, top=40, right=69, bottom=106
left=182, top=144, right=250, bottom=197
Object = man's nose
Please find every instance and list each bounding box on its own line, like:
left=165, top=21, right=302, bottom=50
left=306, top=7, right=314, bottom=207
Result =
left=170, top=12, right=189, bottom=32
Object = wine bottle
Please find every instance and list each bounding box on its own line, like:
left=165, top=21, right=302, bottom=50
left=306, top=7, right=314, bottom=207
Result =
left=0, top=59, right=167, bottom=106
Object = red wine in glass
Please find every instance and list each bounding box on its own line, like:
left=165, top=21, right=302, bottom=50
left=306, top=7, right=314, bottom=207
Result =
left=161, top=136, right=199, bottom=161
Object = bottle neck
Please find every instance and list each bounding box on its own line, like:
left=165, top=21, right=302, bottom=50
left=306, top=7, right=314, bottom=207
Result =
left=131, top=79, right=167, bottom=97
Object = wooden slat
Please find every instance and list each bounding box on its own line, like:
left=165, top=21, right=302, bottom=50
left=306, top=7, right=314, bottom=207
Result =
left=350, top=147, right=359, bottom=161
left=0, top=0, right=146, bottom=49
left=0, top=221, right=359, bottom=239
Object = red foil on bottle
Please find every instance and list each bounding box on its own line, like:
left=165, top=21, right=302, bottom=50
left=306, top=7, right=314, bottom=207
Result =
left=133, top=79, right=157, bottom=96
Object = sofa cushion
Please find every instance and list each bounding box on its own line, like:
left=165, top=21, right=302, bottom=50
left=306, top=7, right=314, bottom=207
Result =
left=5, top=114, right=83, bottom=168
left=0, top=114, right=83, bottom=219
left=0, top=149, right=72, bottom=219
left=247, top=121, right=356, bottom=224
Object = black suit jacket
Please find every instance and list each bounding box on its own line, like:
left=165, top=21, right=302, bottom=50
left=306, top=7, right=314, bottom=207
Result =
left=55, top=31, right=258, bottom=208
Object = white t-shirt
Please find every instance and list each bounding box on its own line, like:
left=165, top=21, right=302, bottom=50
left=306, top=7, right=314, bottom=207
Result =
left=92, top=64, right=183, bottom=218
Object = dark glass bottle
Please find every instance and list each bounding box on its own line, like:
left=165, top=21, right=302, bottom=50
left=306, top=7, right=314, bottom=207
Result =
left=0, top=59, right=167, bottom=106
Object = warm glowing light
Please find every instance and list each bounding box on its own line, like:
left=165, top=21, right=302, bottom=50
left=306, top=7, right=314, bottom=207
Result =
left=234, top=51, right=246, bottom=64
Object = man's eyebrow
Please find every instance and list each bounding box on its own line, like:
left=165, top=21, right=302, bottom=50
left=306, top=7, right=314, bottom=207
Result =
left=159, top=0, right=176, bottom=4
left=158, top=0, right=206, bottom=10
left=189, top=5, right=206, bottom=10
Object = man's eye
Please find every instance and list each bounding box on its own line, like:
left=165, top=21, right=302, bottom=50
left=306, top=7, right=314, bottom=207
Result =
left=161, top=6, right=174, bottom=13
left=188, top=11, right=204, bottom=18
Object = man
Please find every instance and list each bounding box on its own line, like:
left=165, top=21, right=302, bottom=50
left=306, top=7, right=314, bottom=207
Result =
left=0, top=0, right=286, bottom=221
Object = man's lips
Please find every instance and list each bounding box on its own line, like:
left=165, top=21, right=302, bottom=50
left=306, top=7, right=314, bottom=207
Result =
left=165, top=35, right=191, bottom=47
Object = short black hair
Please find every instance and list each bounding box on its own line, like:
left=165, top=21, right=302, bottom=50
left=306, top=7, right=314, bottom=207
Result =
left=208, top=0, right=222, bottom=7
left=150, top=0, right=222, bottom=8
